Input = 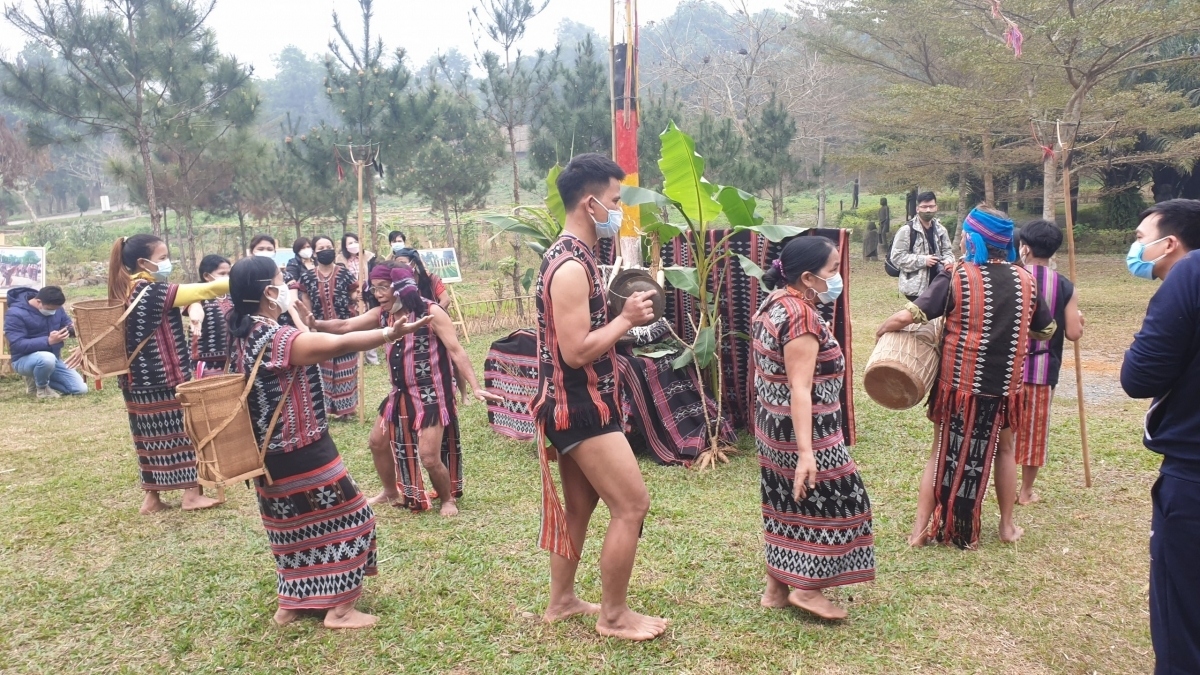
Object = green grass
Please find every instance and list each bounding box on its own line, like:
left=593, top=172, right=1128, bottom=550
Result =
left=0, top=255, right=1158, bottom=673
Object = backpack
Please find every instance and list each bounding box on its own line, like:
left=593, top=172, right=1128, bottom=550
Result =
left=885, top=222, right=919, bottom=277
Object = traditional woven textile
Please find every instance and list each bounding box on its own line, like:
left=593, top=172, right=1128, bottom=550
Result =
left=661, top=228, right=856, bottom=443
left=752, top=289, right=874, bottom=590
left=192, top=296, right=232, bottom=377
left=1023, top=264, right=1073, bottom=387
left=229, top=320, right=328, bottom=454
left=380, top=303, right=463, bottom=511
left=485, top=328, right=732, bottom=466
left=927, top=263, right=1038, bottom=548
left=119, top=278, right=198, bottom=490
left=300, top=266, right=359, bottom=418
left=485, top=330, right=540, bottom=441
left=1015, top=383, right=1054, bottom=467
left=257, top=434, right=377, bottom=610
left=122, top=386, right=200, bottom=491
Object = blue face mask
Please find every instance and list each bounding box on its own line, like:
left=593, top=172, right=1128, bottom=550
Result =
left=590, top=197, right=622, bottom=239
left=38, top=307, right=56, bottom=317
left=1126, top=237, right=1168, bottom=280
left=391, top=242, right=406, bottom=255
left=146, top=259, right=172, bottom=282
left=818, top=273, right=843, bottom=304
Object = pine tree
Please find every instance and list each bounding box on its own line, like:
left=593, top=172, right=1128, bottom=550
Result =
left=748, top=92, right=799, bottom=224
left=529, top=34, right=610, bottom=174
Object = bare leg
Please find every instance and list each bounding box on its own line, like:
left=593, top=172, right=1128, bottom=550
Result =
left=367, top=416, right=401, bottom=506
left=569, top=433, right=667, bottom=641
left=761, top=573, right=791, bottom=609
left=995, top=428, right=1024, bottom=543
left=140, top=490, right=172, bottom=515
left=181, top=486, right=219, bottom=511
left=1018, top=465, right=1041, bottom=505
left=544, top=452, right=602, bottom=622
left=909, top=438, right=939, bottom=547
left=323, top=601, right=378, bottom=629
left=417, top=424, right=456, bottom=516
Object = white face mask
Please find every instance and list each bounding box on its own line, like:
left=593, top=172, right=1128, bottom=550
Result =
left=346, top=242, right=360, bottom=255
left=253, top=250, right=275, bottom=258
left=269, top=284, right=292, bottom=313
left=298, top=248, right=313, bottom=260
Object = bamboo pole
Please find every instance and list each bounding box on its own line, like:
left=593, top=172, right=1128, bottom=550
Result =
left=356, top=159, right=366, bottom=424
left=1059, top=131, right=1092, bottom=487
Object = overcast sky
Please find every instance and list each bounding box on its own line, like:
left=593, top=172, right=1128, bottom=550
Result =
left=0, top=0, right=793, bottom=77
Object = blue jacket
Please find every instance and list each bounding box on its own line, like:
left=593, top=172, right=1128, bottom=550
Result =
left=4, top=287, right=73, bottom=360
left=1121, top=250, right=1200, bottom=482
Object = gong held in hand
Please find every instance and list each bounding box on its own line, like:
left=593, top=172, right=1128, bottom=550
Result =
left=606, top=268, right=666, bottom=323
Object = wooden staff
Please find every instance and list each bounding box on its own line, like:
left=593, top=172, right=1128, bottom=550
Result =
left=355, top=158, right=367, bottom=424
left=1058, top=122, right=1092, bottom=487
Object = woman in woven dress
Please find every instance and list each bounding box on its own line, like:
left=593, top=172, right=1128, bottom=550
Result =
left=298, top=235, right=360, bottom=420
left=226, top=255, right=430, bottom=629
left=753, top=237, right=875, bottom=620
left=309, top=263, right=500, bottom=515
left=186, top=254, right=232, bottom=378
left=106, top=235, right=229, bottom=515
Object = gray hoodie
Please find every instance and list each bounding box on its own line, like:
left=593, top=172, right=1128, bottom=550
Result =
left=890, top=216, right=954, bottom=298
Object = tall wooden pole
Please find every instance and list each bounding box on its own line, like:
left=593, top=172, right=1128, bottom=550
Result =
left=1059, top=130, right=1092, bottom=487
left=356, top=159, right=366, bottom=424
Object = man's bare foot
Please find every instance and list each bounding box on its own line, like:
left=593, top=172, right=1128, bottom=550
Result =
left=543, top=596, right=601, bottom=622
left=999, top=523, right=1025, bottom=543
left=323, top=605, right=378, bottom=629
left=787, top=589, right=848, bottom=621
left=439, top=500, right=458, bottom=517
left=367, top=491, right=401, bottom=506
left=273, top=608, right=301, bottom=626
left=181, top=488, right=221, bottom=511
left=1017, top=490, right=1040, bottom=506
left=139, top=492, right=172, bottom=515
left=596, top=609, right=668, bottom=641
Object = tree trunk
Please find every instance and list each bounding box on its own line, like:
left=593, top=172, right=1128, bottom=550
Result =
left=816, top=138, right=826, bottom=228
left=454, top=206, right=466, bottom=264
left=982, top=131, right=995, bottom=204
left=17, top=189, right=37, bottom=224
left=237, top=210, right=248, bottom=256
left=1042, top=153, right=1057, bottom=221
left=511, top=238, right=525, bottom=318
left=957, top=164, right=969, bottom=228
left=441, top=203, right=454, bottom=249
left=507, top=123, right=520, bottom=205
left=184, top=210, right=198, bottom=282
left=367, top=171, right=378, bottom=249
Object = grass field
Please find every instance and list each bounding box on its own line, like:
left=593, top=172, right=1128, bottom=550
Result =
left=0, top=255, right=1161, bottom=674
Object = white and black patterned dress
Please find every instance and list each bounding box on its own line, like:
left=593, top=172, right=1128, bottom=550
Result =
left=752, top=289, right=875, bottom=590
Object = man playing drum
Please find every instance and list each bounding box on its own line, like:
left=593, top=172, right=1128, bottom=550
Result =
left=877, top=206, right=1056, bottom=549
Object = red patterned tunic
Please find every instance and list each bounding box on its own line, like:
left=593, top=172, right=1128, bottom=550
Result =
left=299, top=265, right=359, bottom=419
left=751, top=289, right=875, bottom=590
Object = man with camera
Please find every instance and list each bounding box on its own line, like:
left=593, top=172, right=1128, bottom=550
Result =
left=889, top=191, right=955, bottom=301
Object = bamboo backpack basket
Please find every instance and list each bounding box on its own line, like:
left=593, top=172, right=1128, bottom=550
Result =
left=176, top=347, right=292, bottom=502
left=863, top=318, right=944, bottom=410
left=72, top=286, right=154, bottom=379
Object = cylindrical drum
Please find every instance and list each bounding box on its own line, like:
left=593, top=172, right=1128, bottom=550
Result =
left=73, top=299, right=131, bottom=378
left=177, top=374, right=266, bottom=488
left=864, top=319, right=943, bottom=410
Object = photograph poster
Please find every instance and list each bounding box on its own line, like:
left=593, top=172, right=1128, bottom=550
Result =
left=0, top=246, right=47, bottom=293
left=419, top=248, right=462, bottom=283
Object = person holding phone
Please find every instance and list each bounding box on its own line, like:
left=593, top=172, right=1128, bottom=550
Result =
left=6, top=285, right=88, bottom=398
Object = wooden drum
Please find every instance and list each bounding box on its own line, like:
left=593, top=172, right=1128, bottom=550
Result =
left=864, top=319, right=943, bottom=410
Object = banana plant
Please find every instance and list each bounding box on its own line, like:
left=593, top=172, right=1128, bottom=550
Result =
left=624, top=121, right=807, bottom=468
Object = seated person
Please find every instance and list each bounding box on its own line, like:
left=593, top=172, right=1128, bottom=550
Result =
left=5, top=286, right=88, bottom=398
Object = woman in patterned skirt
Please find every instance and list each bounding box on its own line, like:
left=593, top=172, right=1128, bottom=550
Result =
left=753, top=237, right=875, bottom=621
left=106, top=235, right=229, bottom=515
left=298, top=235, right=360, bottom=420
left=309, top=263, right=500, bottom=515
left=186, top=254, right=232, bottom=378
left=226, top=255, right=430, bottom=629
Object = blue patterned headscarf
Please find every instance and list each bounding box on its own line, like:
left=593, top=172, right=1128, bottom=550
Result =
left=962, top=207, right=1017, bottom=264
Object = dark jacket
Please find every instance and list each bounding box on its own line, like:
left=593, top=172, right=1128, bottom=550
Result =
left=1121, top=250, right=1200, bottom=482
left=4, top=287, right=72, bottom=360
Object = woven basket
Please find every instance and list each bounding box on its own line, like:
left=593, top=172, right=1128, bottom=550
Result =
left=864, top=319, right=943, bottom=410
left=73, top=299, right=133, bottom=378
left=177, top=373, right=268, bottom=494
